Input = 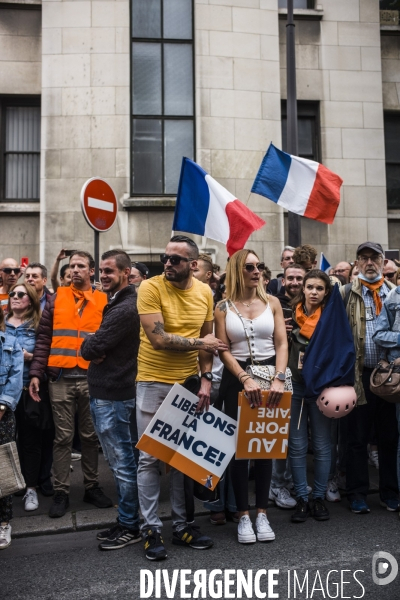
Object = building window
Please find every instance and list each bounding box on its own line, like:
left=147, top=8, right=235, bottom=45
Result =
left=281, top=101, right=321, bottom=162
left=278, top=0, right=315, bottom=8
left=384, top=112, right=400, bottom=209
left=0, top=96, right=40, bottom=202
left=131, top=0, right=195, bottom=196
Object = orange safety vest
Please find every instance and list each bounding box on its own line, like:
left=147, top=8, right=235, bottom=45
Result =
left=48, top=286, right=107, bottom=370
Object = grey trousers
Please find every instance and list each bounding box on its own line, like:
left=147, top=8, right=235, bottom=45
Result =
left=136, top=381, right=187, bottom=532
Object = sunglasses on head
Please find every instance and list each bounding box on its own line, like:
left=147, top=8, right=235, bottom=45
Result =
left=244, top=262, right=265, bottom=273
left=2, top=268, right=21, bottom=275
left=9, top=291, right=27, bottom=298
left=160, top=254, right=193, bottom=266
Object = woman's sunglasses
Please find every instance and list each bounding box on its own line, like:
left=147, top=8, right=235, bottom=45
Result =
left=244, top=262, right=265, bottom=273
left=9, top=291, right=28, bottom=298
left=160, top=254, right=193, bottom=266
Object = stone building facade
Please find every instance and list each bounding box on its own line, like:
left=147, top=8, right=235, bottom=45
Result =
left=0, top=0, right=399, bottom=275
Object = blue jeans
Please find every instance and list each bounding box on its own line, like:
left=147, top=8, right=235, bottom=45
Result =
left=289, top=381, right=332, bottom=501
left=203, top=467, right=237, bottom=514
left=90, top=398, right=139, bottom=530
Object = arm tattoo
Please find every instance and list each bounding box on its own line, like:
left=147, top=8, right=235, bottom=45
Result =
left=152, top=321, right=204, bottom=350
left=218, top=300, right=227, bottom=313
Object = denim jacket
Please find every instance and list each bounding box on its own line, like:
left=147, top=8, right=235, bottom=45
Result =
left=0, top=330, right=24, bottom=411
left=372, top=287, right=400, bottom=362
left=6, top=319, right=36, bottom=385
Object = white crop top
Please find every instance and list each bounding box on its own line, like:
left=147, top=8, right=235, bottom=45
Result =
left=225, top=303, right=276, bottom=362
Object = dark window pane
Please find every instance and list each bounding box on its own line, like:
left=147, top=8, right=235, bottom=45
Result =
left=132, top=43, right=162, bottom=115
left=5, top=154, right=40, bottom=199
left=132, top=0, right=161, bottom=38
left=278, top=0, right=310, bottom=7
left=281, top=117, right=315, bottom=160
left=298, top=118, right=314, bottom=157
left=163, top=0, right=192, bottom=39
left=386, top=164, right=400, bottom=209
left=6, top=106, right=40, bottom=151
left=164, top=120, right=193, bottom=194
left=5, top=106, right=40, bottom=199
left=132, top=119, right=162, bottom=194
left=164, top=44, right=193, bottom=116
left=384, top=116, right=400, bottom=162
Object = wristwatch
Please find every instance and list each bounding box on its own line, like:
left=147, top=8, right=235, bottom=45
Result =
left=0, top=404, right=7, bottom=412
left=274, top=371, right=286, bottom=382
left=201, top=372, right=213, bottom=382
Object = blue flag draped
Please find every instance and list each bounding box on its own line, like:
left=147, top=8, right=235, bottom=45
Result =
left=302, top=284, right=356, bottom=400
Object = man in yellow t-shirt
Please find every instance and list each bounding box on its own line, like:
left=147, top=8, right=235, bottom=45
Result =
left=136, top=235, right=228, bottom=561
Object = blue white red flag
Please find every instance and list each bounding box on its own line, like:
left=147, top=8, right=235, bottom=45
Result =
left=251, top=143, right=343, bottom=225
left=173, top=158, right=265, bottom=256
left=320, top=253, right=331, bottom=274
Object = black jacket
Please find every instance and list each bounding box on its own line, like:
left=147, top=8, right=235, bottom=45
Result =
left=80, top=285, right=140, bottom=401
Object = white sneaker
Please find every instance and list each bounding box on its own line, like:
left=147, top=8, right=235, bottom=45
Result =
left=269, top=486, right=297, bottom=509
left=237, top=515, right=256, bottom=544
left=255, top=513, right=275, bottom=542
left=326, top=479, right=341, bottom=503
left=369, top=450, right=379, bottom=469
left=0, top=523, right=11, bottom=550
left=71, top=452, right=82, bottom=461
left=24, top=489, right=39, bottom=511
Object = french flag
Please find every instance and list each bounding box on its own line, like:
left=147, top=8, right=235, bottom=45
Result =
left=251, top=143, right=343, bottom=225
left=173, top=158, right=265, bottom=256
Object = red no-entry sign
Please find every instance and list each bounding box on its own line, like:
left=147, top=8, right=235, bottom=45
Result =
left=80, top=177, right=118, bottom=232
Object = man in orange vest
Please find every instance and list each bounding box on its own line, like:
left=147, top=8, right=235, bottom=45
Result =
left=29, top=251, right=112, bottom=518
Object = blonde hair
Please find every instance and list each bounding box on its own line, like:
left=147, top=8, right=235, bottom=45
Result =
left=225, top=249, right=269, bottom=304
left=7, top=283, right=41, bottom=332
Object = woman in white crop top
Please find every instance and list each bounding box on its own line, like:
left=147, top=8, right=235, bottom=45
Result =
left=215, top=249, right=288, bottom=545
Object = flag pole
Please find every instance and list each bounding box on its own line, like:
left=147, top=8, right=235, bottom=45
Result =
left=286, top=0, right=301, bottom=247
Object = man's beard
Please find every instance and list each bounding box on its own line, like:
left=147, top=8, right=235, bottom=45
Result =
left=286, top=285, right=300, bottom=299
left=165, top=265, right=191, bottom=283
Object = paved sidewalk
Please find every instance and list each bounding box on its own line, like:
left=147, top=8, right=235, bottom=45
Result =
left=11, top=452, right=380, bottom=539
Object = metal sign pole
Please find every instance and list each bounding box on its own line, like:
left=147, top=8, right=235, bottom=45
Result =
left=94, top=230, right=100, bottom=282
left=286, top=0, right=301, bottom=247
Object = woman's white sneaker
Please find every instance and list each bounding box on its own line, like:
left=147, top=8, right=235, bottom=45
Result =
left=255, top=513, right=275, bottom=542
left=0, top=523, right=11, bottom=549
left=24, top=489, right=39, bottom=511
left=237, top=515, right=256, bottom=544
left=325, top=478, right=341, bottom=503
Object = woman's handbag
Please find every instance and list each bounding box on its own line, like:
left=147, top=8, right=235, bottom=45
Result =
left=370, top=356, right=400, bottom=403
left=228, top=300, right=293, bottom=392
left=0, top=441, right=26, bottom=499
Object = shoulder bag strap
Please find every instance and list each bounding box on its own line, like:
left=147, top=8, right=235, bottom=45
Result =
left=228, top=299, right=254, bottom=365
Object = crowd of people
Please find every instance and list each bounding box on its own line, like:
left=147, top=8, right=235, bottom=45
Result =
left=0, top=237, right=400, bottom=560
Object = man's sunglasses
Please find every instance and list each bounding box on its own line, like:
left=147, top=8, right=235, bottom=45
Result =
left=9, top=291, right=27, bottom=298
left=244, top=262, right=265, bottom=273
left=2, top=268, right=21, bottom=275
left=160, top=254, right=193, bottom=266
left=385, top=272, right=396, bottom=278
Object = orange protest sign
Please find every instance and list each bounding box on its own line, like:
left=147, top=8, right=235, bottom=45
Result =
left=235, top=391, right=292, bottom=459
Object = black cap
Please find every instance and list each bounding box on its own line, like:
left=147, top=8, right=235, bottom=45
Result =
left=356, top=242, right=384, bottom=256
left=132, top=262, right=149, bottom=278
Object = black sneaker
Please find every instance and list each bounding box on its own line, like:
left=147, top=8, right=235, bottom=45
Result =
left=144, top=529, right=168, bottom=561
left=49, top=491, right=70, bottom=518
left=97, top=522, right=121, bottom=541
left=98, top=525, right=142, bottom=551
left=172, top=524, right=213, bottom=549
left=291, top=497, right=310, bottom=523
left=310, top=497, right=330, bottom=521
left=83, top=485, right=113, bottom=508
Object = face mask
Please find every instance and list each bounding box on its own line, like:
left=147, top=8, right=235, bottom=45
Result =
left=358, top=272, right=382, bottom=284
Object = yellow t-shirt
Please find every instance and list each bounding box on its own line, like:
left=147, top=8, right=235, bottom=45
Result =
left=137, top=275, right=214, bottom=384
